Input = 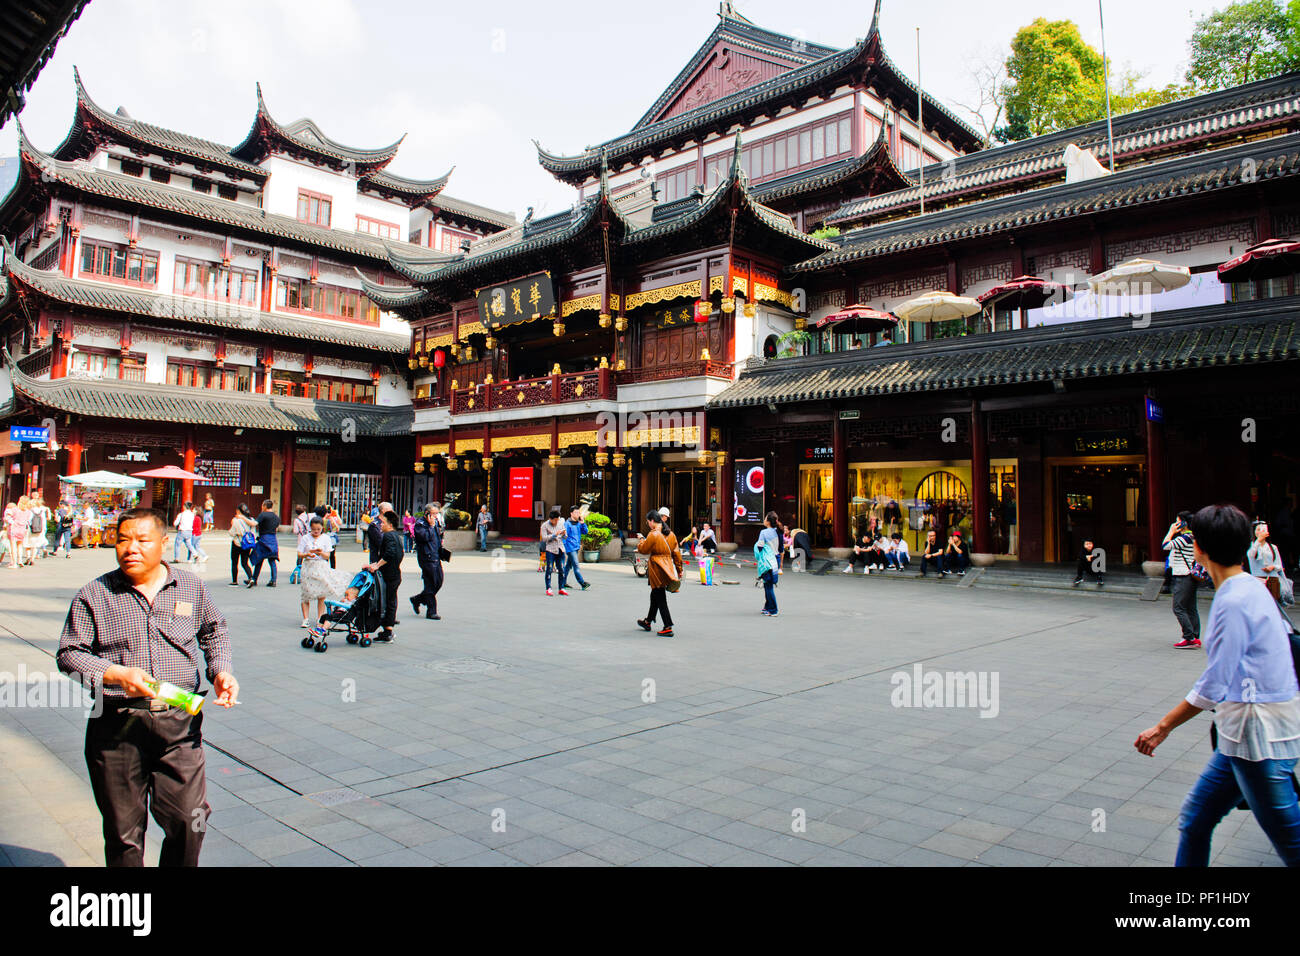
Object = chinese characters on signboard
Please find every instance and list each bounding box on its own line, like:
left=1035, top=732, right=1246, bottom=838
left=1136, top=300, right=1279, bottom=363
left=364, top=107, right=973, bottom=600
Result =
left=476, top=273, right=556, bottom=327
left=9, top=426, right=49, bottom=442
left=1072, top=433, right=1134, bottom=454
left=655, top=305, right=706, bottom=329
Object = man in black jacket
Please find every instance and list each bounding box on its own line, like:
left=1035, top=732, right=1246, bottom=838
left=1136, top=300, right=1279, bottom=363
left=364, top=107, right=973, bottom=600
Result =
left=410, top=503, right=445, bottom=620
left=363, top=510, right=403, bottom=642
left=366, top=500, right=393, bottom=565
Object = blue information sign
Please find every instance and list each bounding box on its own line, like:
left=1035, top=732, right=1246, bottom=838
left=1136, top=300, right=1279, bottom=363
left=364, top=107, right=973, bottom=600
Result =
left=9, top=426, right=49, bottom=443
left=1144, top=398, right=1164, bottom=423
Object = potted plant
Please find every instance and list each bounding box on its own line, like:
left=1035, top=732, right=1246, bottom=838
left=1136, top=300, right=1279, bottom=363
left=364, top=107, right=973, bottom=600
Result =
left=581, top=511, right=612, bottom=562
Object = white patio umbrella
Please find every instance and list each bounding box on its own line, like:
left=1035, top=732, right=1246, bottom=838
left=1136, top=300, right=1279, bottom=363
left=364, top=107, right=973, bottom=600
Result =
left=1087, top=257, right=1191, bottom=295
left=894, top=290, right=983, bottom=323
left=58, top=470, right=146, bottom=489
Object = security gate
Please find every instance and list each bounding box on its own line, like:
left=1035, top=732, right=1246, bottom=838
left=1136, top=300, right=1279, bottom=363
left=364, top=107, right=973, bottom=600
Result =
left=326, top=473, right=383, bottom=529
left=388, top=475, right=412, bottom=519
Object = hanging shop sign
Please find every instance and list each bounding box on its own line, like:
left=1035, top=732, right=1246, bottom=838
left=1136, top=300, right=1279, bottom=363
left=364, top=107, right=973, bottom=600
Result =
left=734, top=458, right=765, bottom=524
left=802, top=444, right=834, bottom=462
left=476, top=272, right=556, bottom=328
left=295, top=436, right=332, bottom=447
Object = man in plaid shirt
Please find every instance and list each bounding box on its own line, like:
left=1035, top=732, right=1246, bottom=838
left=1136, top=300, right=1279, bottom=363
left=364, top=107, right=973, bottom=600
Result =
left=58, top=508, right=239, bottom=866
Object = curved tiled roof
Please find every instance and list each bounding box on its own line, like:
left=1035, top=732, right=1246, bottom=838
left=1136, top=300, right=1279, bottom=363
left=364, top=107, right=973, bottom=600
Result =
left=709, top=299, right=1300, bottom=408
left=794, top=133, right=1300, bottom=273
left=4, top=351, right=413, bottom=435
left=59, top=67, right=267, bottom=178
left=429, top=193, right=517, bottom=231
left=7, top=127, right=392, bottom=262
left=828, top=71, right=1300, bottom=227
left=752, top=126, right=914, bottom=205
left=231, top=84, right=403, bottom=171
left=1, top=0, right=90, bottom=128
left=1, top=245, right=411, bottom=353
left=536, top=15, right=981, bottom=184
left=357, top=166, right=452, bottom=206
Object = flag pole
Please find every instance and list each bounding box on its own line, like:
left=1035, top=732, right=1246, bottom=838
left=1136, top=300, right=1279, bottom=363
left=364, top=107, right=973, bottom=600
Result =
left=1099, top=0, right=1116, bottom=172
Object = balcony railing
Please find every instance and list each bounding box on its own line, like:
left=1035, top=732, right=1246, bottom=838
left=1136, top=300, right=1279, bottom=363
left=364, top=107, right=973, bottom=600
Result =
left=615, top=360, right=734, bottom=385
left=16, top=348, right=53, bottom=378
left=450, top=369, right=614, bottom=415
left=412, top=395, right=448, bottom=410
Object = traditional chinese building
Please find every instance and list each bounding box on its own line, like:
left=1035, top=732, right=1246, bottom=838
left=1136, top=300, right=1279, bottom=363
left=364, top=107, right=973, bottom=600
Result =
left=0, top=71, right=510, bottom=525
left=372, top=2, right=982, bottom=537
left=708, top=69, right=1300, bottom=567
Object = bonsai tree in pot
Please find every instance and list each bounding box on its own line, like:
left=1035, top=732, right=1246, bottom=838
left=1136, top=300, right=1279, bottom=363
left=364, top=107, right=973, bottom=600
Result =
left=581, top=511, right=612, bottom=562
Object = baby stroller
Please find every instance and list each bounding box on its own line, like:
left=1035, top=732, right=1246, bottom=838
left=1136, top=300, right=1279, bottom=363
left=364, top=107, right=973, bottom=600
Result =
left=301, top=570, right=385, bottom=653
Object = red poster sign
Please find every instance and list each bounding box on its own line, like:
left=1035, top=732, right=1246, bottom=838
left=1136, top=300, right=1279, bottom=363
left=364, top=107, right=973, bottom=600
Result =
left=508, top=467, right=534, bottom=520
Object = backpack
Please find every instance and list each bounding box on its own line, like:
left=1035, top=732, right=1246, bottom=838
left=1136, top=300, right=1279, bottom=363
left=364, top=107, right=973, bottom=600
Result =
left=30, top=510, right=43, bottom=534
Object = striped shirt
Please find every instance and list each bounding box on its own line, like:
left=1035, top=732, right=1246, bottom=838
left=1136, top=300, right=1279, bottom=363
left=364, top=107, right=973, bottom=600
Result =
left=1167, top=532, right=1197, bottom=576
left=57, top=564, right=231, bottom=698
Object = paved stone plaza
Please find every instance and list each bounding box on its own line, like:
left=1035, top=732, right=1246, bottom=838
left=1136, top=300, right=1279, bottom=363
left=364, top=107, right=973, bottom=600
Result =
left=0, top=540, right=1282, bottom=867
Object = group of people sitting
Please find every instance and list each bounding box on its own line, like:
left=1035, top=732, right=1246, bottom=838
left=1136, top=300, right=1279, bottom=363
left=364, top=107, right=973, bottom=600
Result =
left=843, top=524, right=912, bottom=574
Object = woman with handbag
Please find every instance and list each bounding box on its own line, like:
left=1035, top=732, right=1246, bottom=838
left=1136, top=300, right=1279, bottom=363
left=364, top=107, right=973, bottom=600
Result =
left=636, top=510, right=681, bottom=637
left=757, top=511, right=782, bottom=616
left=1248, top=520, right=1284, bottom=602
left=228, top=503, right=256, bottom=587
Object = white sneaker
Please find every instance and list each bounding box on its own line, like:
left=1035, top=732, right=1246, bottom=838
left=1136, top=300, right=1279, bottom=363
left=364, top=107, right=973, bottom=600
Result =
left=842, top=565, right=853, bottom=574
left=863, top=567, right=870, bottom=575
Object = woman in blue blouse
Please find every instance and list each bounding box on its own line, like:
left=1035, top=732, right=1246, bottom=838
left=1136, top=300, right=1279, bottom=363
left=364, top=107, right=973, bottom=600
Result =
left=1135, top=504, right=1300, bottom=866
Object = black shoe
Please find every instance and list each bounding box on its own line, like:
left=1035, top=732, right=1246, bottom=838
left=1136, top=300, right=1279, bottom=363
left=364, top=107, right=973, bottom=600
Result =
left=374, top=630, right=394, bottom=643
left=410, top=596, right=421, bottom=615
left=1072, top=579, right=1083, bottom=586
left=227, top=581, right=241, bottom=587
left=246, top=580, right=257, bottom=588
left=637, top=619, right=652, bottom=631
left=426, top=613, right=440, bottom=620
left=266, top=581, right=277, bottom=588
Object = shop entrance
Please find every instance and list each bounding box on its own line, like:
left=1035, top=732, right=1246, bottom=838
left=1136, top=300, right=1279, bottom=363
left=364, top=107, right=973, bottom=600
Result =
left=1048, top=458, right=1146, bottom=565
left=799, top=466, right=833, bottom=548
left=657, top=467, right=711, bottom=540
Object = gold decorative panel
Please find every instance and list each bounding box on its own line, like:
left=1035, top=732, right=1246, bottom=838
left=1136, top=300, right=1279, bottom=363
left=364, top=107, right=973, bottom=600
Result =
left=624, top=280, right=701, bottom=312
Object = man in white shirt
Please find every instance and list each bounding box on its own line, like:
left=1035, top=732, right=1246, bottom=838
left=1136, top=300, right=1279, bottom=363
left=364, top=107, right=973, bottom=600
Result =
left=173, top=502, right=195, bottom=564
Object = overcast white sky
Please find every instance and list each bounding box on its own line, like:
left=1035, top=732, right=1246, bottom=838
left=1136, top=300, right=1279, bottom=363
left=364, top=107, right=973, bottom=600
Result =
left=3, top=0, right=1225, bottom=219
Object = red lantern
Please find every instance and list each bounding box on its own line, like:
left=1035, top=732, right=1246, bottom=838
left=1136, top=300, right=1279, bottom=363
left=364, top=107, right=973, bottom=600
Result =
left=432, top=349, right=446, bottom=369
left=693, top=300, right=709, bottom=323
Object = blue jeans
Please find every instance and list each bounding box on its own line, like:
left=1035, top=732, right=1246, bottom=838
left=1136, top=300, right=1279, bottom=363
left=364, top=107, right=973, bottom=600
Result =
left=761, top=569, right=777, bottom=613
left=173, top=529, right=193, bottom=562
left=478, top=526, right=488, bottom=551
left=57, top=529, right=72, bottom=552
left=562, top=550, right=585, bottom=588
left=1176, top=751, right=1300, bottom=866
left=544, top=551, right=564, bottom=590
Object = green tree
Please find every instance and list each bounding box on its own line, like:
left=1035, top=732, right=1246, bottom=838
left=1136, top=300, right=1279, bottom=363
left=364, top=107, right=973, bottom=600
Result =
left=1185, top=0, right=1296, bottom=90
left=1001, top=19, right=1108, bottom=138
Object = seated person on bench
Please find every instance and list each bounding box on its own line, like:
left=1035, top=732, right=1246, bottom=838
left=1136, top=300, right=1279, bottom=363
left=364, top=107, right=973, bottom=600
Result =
left=943, top=532, right=971, bottom=576
left=920, top=530, right=945, bottom=577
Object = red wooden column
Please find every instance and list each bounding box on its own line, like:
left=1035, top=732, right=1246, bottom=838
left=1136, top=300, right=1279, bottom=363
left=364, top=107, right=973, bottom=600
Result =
left=281, top=439, right=295, bottom=525
left=832, top=416, right=848, bottom=549
left=65, top=423, right=83, bottom=477
left=970, top=399, right=990, bottom=554
left=1144, top=390, right=1167, bottom=565
left=182, top=430, right=196, bottom=504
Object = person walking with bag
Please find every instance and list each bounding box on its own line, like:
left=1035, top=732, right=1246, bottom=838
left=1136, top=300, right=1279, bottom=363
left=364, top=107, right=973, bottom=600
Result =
left=1135, top=504, right=1300, bottom=867
left=756, top=511, right=781, bottom=616
left=228, top=503, right=255, bottom=587
left=410, top=503, right=445, bottom=620
left=247, top=499, right=280, bottom=588
left=636, top=510, right=681, bottom=637
left=1166, top=511, right=1202, bottom=648
left=1248, top=520, right=1284, bottom=603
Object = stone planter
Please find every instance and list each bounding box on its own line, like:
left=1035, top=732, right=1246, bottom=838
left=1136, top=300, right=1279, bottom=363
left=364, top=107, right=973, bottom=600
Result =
left=828, top=547, right=853, bottom=561
left=970, top=552, right=995, bottom=568
left=487, top=530, right=500, bottom=541
left=442, top=529, right=476, bottom=552
left=716, top=542, right=739, bottom=553
left=1141, top=560, right=1166, bottom=578
left=600, top=539, right=622, bottom=561
left=582, top=550, right=600, bottom=563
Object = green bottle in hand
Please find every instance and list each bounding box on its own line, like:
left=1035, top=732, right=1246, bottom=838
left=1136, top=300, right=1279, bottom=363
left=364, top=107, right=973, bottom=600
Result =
left=147, top=681, right=204, bottom=715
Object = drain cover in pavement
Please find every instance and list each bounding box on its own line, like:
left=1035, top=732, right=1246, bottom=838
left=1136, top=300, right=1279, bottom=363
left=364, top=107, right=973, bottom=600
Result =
left=423, top=657, right=507, bottom=674
left=305, top=788, right=366, bottom=806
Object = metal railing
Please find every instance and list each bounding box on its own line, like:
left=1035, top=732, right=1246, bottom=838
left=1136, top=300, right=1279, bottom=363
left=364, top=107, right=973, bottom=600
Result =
left=614, top=360, right=734, bottom=384
left=449, top=368, right=614, bottom=414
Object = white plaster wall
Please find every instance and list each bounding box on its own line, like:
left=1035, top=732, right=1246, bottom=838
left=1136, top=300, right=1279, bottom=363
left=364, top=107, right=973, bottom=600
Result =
left=261, top=156, right=359, bottom=227
left=355, top=192, right=408, bottom=240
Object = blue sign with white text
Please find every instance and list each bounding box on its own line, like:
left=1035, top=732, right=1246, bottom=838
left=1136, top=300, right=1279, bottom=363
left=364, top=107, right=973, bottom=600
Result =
left=9, top=426, right=49, bottom=443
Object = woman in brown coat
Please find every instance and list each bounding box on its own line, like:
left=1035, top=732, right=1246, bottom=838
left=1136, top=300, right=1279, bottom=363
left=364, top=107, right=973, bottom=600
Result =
left=636, top=510, right=682, bottom=636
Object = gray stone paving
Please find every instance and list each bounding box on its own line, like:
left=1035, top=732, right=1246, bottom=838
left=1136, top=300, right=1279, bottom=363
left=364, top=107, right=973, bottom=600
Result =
left=0, top=538, right=1283, bottom=866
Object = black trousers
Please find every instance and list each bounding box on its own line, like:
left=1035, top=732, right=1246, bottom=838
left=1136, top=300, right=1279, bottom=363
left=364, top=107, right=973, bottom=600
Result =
left=1074, top=557, right=1104, bottom=581
left=85, top=705, right=208, bottom=867
left=919, top=555, right=944, bottom=575
left=413, top=561, right=443, bottom=614
left=647, top=587, right=673, bottom=627
left=381, top=575, right=400, bottom=630
left=1173, top=575, right=1200, bottom=640
left=230, top=543, right=252, bottom=584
